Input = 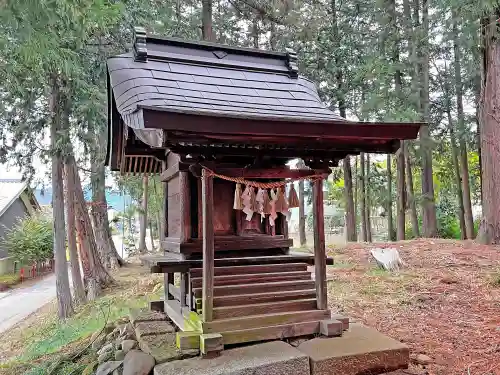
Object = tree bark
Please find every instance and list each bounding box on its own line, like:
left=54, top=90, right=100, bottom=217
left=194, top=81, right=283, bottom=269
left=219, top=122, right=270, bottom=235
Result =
left=138, top=175, right=149, bottom=253
left=68, top=154, right=113, bottom=299
left=419, top=0, right=438, bottom=237
left=90, top=130, right=123, bottom=268
left=396, top=147, right=406, bottom=240
left=354, top=156, right=359, bottom=240
left=365, top=154, right=373, bottom=242
left=404, top=143, right=420, bottom=237
left=50, top=75, right=73, bottom=319
left=452, top=12, right=474, bottom=239
left=269, top=22, right=277, bottom=50
left=343, top=157, right=357, bottom=241
left=478, top=14, right=500, bottom=244
left=202, top=0, right=214, bottom=41
left=252, top=19, right=259, bottom=48
left=386, top=154, right=394, bottom=241
left=64, top=165, right=86, bottom=305
left=149, top=221, right=155, bottom=250
left=360, top=153, right=367, bottom=242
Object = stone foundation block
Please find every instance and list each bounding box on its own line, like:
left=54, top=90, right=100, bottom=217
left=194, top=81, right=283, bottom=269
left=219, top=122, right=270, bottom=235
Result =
left=298, top=324, right=409, bottom=375
left=320, top=319, right=343, bottom=337
left=154, top=341, right=310, bottom=375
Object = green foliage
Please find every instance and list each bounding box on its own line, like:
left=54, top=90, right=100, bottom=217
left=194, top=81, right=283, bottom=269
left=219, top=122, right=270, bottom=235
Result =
left=0, top=273, right=21, bottom=286
left=3, top=215, right=53, bottom=264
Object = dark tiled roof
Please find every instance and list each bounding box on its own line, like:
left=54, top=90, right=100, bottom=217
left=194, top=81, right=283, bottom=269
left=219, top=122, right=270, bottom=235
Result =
left=107, top=35, right=347, bottom=130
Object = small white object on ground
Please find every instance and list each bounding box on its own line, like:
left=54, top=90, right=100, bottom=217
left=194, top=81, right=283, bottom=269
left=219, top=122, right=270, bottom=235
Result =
left=370, top=248, right=404, bottom=271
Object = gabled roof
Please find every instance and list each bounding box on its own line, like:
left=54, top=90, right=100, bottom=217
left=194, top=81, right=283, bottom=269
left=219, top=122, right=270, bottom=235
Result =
left=106, top=28, right=422, bottom=174
left=0, top=180, right=39, bottom=217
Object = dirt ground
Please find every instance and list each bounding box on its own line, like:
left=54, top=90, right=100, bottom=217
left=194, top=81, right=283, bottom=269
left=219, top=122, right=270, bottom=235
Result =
left=327, top=239, right=500, bottom=375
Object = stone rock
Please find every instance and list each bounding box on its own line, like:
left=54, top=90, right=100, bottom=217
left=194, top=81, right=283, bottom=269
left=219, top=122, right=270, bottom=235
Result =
left=298, top=324, right=409, bottom=375
left=98, top=350, right=114, bottom=364
left=95, top=361, right=123, bottom=375
left=115, top=349, right=126, bottom=361
left=129, top=308, right=166, bottom=326
left=119, top=323, right=135, bottom=336
left=123, top=350, right=155, bottom=375
left=92, top=335, right=107, bottom=351
left=104, top=323, right=117, bottom=334
left=116, top=316, right=130, bottom=325
left=138, top=333, right=187, bottom=364
left=411, top=353, right=433, bottom=365
left=135, top=321, right=175, bottom=339
left=98, top=343, right=114, bottom=355
left=107, top=330, right=119, bottom=343
left=154, top=341, right=309, bottom=375
left=121, top=339, right=137, bottom=353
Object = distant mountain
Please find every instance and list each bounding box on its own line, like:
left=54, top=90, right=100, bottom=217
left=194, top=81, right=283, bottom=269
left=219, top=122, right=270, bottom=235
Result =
left=34, top=187, right=132, bottom=210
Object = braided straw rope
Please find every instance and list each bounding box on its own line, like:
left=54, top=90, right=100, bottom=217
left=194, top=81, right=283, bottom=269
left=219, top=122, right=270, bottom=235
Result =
left=202, top=167, right=325, bottom=188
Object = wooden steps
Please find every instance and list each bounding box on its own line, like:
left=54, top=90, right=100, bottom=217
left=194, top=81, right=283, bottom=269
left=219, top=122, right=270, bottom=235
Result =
left=192, top=280, right=315, bottom=298
left=190, top=271, right=312, bottom=288
left=189, top=262, right=308, bottom=277
left=202, top=309, right=331, bottom=333
left=213, top=298, right=317, bottom=319
left=207, top=289, right=317, bottom=308
left=221, top=320, right=321, bottom=345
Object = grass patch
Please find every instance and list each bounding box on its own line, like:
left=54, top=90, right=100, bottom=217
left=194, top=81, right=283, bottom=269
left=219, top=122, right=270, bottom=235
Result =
left=0, top=274, right=21, bottom=287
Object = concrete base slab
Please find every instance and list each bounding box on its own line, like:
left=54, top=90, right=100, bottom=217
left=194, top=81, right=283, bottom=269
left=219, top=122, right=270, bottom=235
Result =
left=138, top=333, right=199, bottom=364
left=298, top=324, right=409, bottom=375
left=154, top=341, right=310, bottom=375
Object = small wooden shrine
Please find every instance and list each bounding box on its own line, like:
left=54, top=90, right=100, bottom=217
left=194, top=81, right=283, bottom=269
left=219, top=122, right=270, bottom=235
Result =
left=106, top=27, right=421, bottom=354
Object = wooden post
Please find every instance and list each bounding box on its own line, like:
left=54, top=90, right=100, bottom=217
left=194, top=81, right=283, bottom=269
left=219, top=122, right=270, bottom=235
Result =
left=162, top=161, right=168, bottom=241
left=202, top=169, right=214, bottom=322
left=312, top=178, right=327, bottom=310
left=180, top=272, right=189, bottom=307
left=179, top=171, right=191, bottom=243
left=165, top=273, right=174, bottom=301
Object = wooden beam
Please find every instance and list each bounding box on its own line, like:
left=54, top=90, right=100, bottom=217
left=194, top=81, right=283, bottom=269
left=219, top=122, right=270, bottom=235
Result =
left=312, top=178, right=327, bottom=310
left=165, top=273, right=174, bottom=301
left=179, top=171, right=191, bottom=243
left=162, top=161, right=168, bottom=240
left=143, top=109, right=422, bottom=140
left=160, top=163, right=179, bottom=182
left=201, top=289, right=317, bottom=308
left=180, top=272, right=189, bottom=307
left=202, top=169, right=214, bottom=322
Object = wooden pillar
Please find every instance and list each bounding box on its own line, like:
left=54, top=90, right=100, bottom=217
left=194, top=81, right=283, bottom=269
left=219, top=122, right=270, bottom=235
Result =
left=162, top=161, right=168, bottom=242
left=312, top=178, right=327, bottom=310
left=179, top=171, right=191, bottom=243
left=164, top=273, right=174, bottom=301
left=180, top=272, right=189, bottom=307
left=202, top=169, right=214, bottom=322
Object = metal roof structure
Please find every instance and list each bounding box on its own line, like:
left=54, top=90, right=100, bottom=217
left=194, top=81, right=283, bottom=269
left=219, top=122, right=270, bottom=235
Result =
left=107, top=28, right=422, bottom=174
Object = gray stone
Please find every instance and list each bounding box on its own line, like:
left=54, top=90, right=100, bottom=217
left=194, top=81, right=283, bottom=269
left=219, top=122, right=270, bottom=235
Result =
left=297, top=324, right=409, bottom=375
left=98, top=343, right=114, bottom=355
left=107, top=330, right=119, bottom=343
left=115, top=350, right=126, bottom=361
left=99, top=350, right=114, bottom=364
left=138, top=333, right=185, bottom=364
left=154, top=341, right=310, bottom=375
left=129, top=308, right=167, bottom=326
left=92, top=335, right=106, bottom=351
left=121, top=339, right=137, bottom=353
left=411, top=353, right=432, bottom=365
left=104, top=323, right=117, bottom=334
left=119, top=323, right=134, bottom=336
left=135, top=321, right=175, bottom=339
left=95, top=361, right=123, bottom=375
left=123, top=350, right=155, bottom=375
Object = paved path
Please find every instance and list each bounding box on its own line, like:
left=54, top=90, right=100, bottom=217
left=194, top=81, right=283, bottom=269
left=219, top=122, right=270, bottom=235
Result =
left=0, top=273, right=57, bottom=334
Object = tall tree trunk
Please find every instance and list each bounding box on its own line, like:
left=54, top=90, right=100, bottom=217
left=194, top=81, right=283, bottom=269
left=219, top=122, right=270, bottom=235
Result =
left=149, top=221, right=155, bottom=250
left=404, top=143, right=420, bottom=237
left=252, top=19, right=259, bottom=48
left=396, top=148, right=406, bottom=240
left=269, top=22, right=277, bottom=50
left=138, top=175, right=149, bottom=253
left=452, top=12, right=474, bottom=239
left=386, top=154, right=394, bottom=241
left=360, top=153, right=368, bottom=241
left=91, top=130, right=123, bottom=268
left=354, top=156, right=359, bottom=240
left=365, top=154, right=373, bottom=242
left=68, top=154, right=113, bottom=299
left=478, top=14, right=500, bottom=244
left=419, top=0, right=438, bottom=237
left=64, top=165, right=86, bottom=305
left=202, top=0, right=213, bottom=41
left=50, top=76, right=73, bottom=319
left=332, top=0, right=356, bottom=241
left=343, top=157, right=357, bottom=241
